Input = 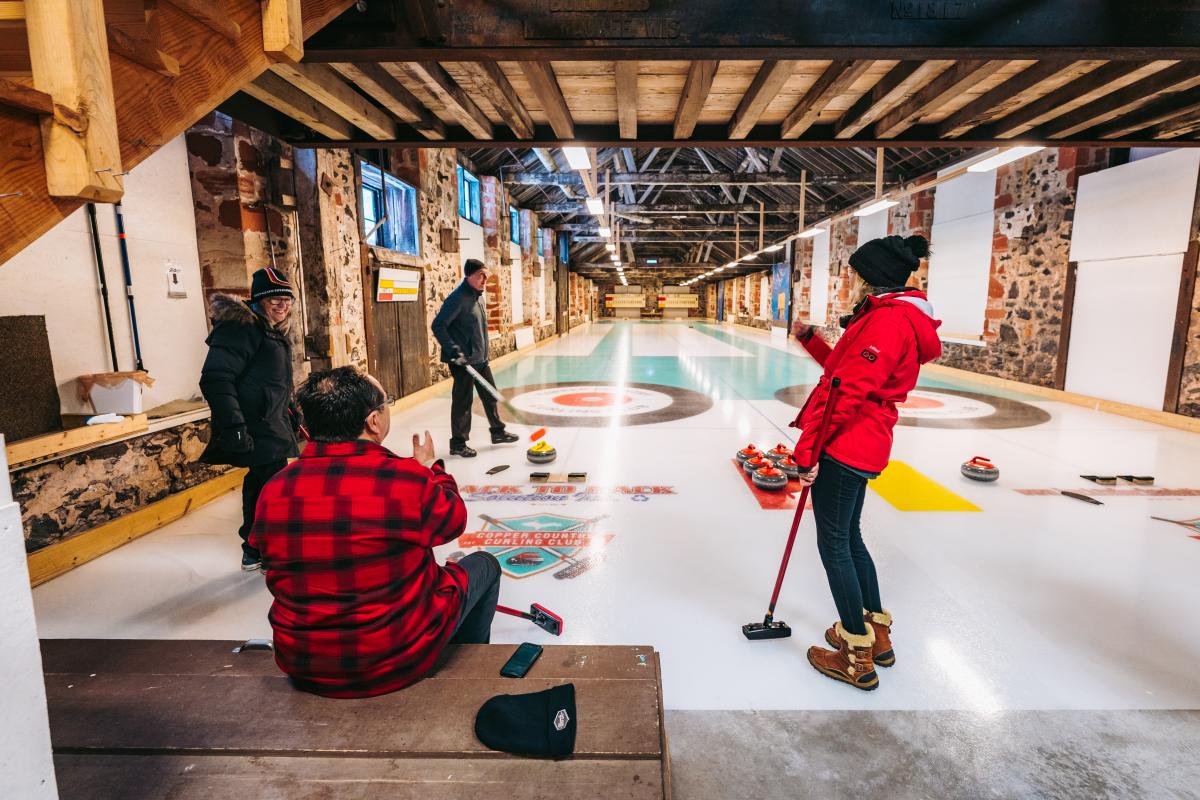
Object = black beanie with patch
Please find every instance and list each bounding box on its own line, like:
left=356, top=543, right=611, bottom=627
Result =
left=474, top=683, right=577, bottom=758
left=464, top=258, right=486, bottom=277
left=249, top=267, right=295, bottom=302
left=848, top=235, right=930, bottom=288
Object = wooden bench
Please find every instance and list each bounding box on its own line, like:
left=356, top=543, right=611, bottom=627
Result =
left=43, top=639, right=671, bottom=799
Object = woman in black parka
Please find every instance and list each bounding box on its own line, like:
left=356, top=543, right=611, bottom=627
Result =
left=199, top=267, right=300, bottom=571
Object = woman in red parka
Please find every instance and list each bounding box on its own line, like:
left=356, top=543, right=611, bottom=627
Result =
left=790, top=234, right=941, bottom=691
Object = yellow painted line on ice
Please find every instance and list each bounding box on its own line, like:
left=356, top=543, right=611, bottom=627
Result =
left=869, top=460, right=981, bottom=512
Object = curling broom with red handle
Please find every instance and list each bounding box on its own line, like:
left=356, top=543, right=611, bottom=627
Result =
left=743, top=377, right=841, bottom=640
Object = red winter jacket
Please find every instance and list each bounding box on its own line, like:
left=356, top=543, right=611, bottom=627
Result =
left=792, top=290, right=942, bottom=473
left=249, top=440, right=468, bottom=698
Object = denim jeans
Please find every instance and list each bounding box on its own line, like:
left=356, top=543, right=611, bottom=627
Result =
left=810, top=457, right=882, bottom=636
left=450, top=552, right=501, bottom=644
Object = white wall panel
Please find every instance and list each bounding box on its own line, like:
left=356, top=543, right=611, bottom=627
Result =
left=926, top=171, right=997, bottom=339
left=856, top=207, right=888, bottom=243
left=808, top=230, right=830, bottom=324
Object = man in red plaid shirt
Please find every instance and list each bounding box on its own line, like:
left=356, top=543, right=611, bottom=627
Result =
left=250, top=367, right=500, bottom=698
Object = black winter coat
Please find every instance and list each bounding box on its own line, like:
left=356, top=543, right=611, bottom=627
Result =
left=199, top=294, right=299, bottom=467
left=431, top=281, right=490, bottom=365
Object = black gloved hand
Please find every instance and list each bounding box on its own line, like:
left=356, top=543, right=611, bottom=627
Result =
left=451, top=346, right=468, bottom=366
left=220, top=425, right=254, bottom=454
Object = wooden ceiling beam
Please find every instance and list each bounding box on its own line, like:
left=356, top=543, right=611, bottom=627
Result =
left=105, top=1, right=180, bottom=78
left=874, top=60, right=1009, bottom=138
left=456, top=60, right=534, bottom=139
left=405, top=60, right=493, bottom=139
left=518, top=60, right=574, bottom=139
left=272, top=61, right=397, bottom=139
left=262, top=0, right=304, bottom=63
left=27, top=0, right=123, bottom=201
left=0, top=75, right=51, bottom=114
left=532, top=147, right=559, bottom=171
left=1153, top=106, right=1200, bottom=139
left=532, top=202, right=810, bottom=214
left=244, top=70, right=354, bottom=140
left=507, top=170, right=883, bottom=186
left=330, top=62, right=445, bottom=139
left=978, top=60, right=1173, bottom=139
left=728, top=60, right=795, bottom=140
left=615, top=60, right=638, bottom=139
left=673, top=59, right=716, bottom=140
left=1094, top=86, right=1200, bottom=139
left=1042, top=63, right=1200, bottom=138
left=834, top=61, right=945, bottom=138
left=938, top=60, right=1104, bottom=138
left=781, top=59, right=874, bottom=139
left=162, top=0, right=240, bottom=40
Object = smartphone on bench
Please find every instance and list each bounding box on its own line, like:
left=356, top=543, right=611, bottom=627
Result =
left=500, top=642, right=543, bottom=678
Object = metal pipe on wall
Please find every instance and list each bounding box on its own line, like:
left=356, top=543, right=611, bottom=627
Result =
left=85, top=203, right=120, bottom=372
left=113, top=202, right=146, bottom=372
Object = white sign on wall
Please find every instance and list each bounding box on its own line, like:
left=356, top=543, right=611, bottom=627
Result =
left=165, top=262, right=187, bottom=298
left=809, top=230, right=830, bottom=324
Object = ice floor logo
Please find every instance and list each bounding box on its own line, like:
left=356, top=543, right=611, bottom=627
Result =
left=458, top=513, right=614, bottom=580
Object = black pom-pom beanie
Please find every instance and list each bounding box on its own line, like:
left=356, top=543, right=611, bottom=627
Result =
left=848, top=235, right=930, bottom=288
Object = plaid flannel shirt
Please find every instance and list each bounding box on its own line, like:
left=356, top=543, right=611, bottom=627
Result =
left=249, top=440, right=468, bottom=698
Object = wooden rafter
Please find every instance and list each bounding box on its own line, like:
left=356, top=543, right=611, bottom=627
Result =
left=105, top=0, right=180, bottom=78
left=518, top=61, right=574, bottom=139
left=1042, top=63, right=1200, bottom=138
left=615, top=60, right=638, bottom=139
left=244, top=70, right=354, bottom=139
left=937, top=60, right=1105, bottom=138
left=272, top=61, right=397, bottom=139
left=262, top=0, right=303, bottom=63
left=531, top=202, right=804, bottom=214
left=728, top=60, right=795, bottom=140
left=781, top=59, right=873, bottom=139
left=457, top=60, right=534, bottom=139
left=673, top=60, right=715, bottom=140
left=0, top=75, right=51, bottom=114
left=874, top=60, right=1009, bottom=138
left=979, top=61, right=1173, bottom=139
left=405, top=61, right=493, bottom=139
left=27, top=0, right=123, bottom=200
left=1153, top=106, right=1200, bottom=139
left=532, top=147, right=558, bottom=171
left=506, top=171, right=879, bottom=186
left=834, top=61, right=945, bottom=138
left=330, top=62, right=446, bottom=139
left=1095, top=87, right=1200, bottom=139
left=162, top=0, right=240, bottom=40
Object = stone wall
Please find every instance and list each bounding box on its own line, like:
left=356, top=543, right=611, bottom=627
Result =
left=13, top=421, right=228, bottom=552
left=1180, top=266, right=1200, bottom=416
left=936, top=147, right=1109, bottom=386
left=311, top=149, right=368, bottom=372
left=419, top=148, right=464, bottom=383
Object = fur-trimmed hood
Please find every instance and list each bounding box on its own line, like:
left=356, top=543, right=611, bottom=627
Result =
left=209, top=292, right=292, bottom=334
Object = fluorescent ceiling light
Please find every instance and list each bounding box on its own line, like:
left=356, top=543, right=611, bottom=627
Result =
left=562, top=146, right=591, bottom=170
left=714, top=267, right=725, bottom=272
left=646, top=259, right=658, bottom=264
left=966, top=146, right=1045, bottom=173
left=854, top=198, right=899, bottom=217
left=598, top=226, right=612, bottom=238
left=741, top=253, right=757, bottom=261
left=610, top=254, right=620, bottom=261
left=605, top=242, right=616, bottom=251
left=586, top=197, right=604, bottom=215
left=764, top=243, right=784, bottom=252
left=799, top=227, right=826, bottom=238
left=725, top=262, right=736, bottom=269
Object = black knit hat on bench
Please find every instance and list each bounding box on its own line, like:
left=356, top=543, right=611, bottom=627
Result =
left=475, top=683, right=577, bottom=757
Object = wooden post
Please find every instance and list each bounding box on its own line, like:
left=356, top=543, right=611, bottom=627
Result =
left=799, top=169, right=807, bottom=234
left=875, top=146, right=884, bottom=199
left=26, top=0, right=123, bottom=201
left=263, top=0, right=304, bottom=63
left=758, top=200, right=764, bottom=249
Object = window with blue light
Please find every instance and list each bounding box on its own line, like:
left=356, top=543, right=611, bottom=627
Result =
left=457, top=165, right=481, bottom=224
left=360, top=161, right=419, bottom=255
left=559, top=234, right=569, bottom=264
left=538, top=229, right=544, bottom=256
left=510, top=206, right=521, bottom=245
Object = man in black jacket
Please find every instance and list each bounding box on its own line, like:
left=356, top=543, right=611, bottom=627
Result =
left=199, top=267, right=301, bottom=571
left=431, top=259, right=519, bottom=457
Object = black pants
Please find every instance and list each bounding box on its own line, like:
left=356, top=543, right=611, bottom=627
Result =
left=450, top=552, right=501, bottom=644
left=810, top=458, right=882, bottom=636
left=449, top=362, right=506, bottom=448
left=238, top=459, right=288, bottom=559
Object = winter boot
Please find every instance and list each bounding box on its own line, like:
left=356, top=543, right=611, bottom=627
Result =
left=826, top=609, right=894, bottom=667
left=808, top=622, right=878, bottom=691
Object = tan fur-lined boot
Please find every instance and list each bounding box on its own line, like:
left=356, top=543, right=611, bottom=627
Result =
left=826, top=609, right=895, bottom=667
left=808, top=622, right=878, bottom=691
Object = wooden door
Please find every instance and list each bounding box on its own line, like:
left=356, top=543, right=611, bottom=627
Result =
left=397, top=278, right=430, bottom=396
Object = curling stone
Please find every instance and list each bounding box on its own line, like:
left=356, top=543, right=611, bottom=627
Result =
left=961, top=456, right=999, bottom=482
left=777, top=455, right=801, bottom=480
left=752, top=465, right=789, bottom=491
left=765, top=443, right=792, bottom=463
left=527, top=440, right=558, bottom=464
left=736, top=443, right=761, bottom=464
left=743, top=454, right=771, bottom=475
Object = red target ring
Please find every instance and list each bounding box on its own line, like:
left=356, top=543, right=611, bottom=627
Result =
left=552, top=391, right=633, bottom=408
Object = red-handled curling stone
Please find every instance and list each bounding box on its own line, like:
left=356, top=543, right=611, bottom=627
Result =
left=961, top=456, right=999, bottom=482
left=777, top=455, right=801, bottom=480
left=743, top=454, right=771, bottom=475
left=765, top=443, right=792, bottom=463
left=736, top=444, right=761, bottom=464
left=752, top=465, right=789, bottom=491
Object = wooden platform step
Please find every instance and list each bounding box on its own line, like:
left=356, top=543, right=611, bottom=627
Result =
left=43, top=639, right=670, bottom=799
